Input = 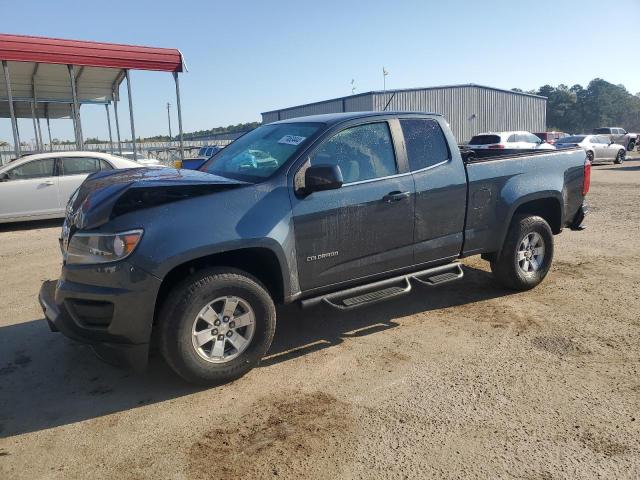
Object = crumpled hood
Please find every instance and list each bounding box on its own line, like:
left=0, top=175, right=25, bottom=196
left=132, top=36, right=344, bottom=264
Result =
left=68, top=167, right=247, bottom=230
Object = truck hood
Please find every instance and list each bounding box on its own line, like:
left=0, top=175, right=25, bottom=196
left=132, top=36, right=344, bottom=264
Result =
left=68, top=167, right=247, bottom=230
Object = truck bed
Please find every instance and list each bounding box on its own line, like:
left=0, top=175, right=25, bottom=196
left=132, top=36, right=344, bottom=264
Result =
left=461, top=147, right=587, bottom=256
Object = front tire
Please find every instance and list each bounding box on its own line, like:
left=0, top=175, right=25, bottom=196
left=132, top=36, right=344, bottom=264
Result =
left=159, top=268, right=276, bottom=385
left=490, top=215, right=554, bottom=291
left=614, top=149, right=625, bottom=164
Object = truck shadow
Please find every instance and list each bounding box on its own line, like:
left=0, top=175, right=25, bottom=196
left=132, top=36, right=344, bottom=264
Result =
left=0, top=265, right=512, bottom=438
left=264, top=265, right=512, bottom=366
left=0, top=218, right=63, bottom=232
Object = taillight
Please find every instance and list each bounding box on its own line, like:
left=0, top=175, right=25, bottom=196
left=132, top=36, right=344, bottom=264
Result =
left=583, top=158, right=591, bottom=196
left=487, top=144, right=505, bottom=149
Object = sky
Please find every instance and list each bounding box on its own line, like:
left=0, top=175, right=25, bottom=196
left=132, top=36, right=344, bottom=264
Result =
left=1, top=0, right=639, bottom=144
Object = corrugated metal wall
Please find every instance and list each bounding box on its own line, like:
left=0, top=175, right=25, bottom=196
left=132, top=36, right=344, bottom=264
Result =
left=261, top=86, right=546, bottom=142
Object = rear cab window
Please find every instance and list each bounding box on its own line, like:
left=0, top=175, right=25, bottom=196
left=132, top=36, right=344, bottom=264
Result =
left=400, top=119, right=450, bottom=171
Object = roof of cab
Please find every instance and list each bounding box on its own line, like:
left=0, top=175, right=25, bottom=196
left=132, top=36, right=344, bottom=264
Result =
left=270, top=111, right=443, bottom=125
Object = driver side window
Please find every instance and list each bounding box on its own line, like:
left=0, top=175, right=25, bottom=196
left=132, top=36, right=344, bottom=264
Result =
left=6, top=159, right=55, bottom=180
left=310, top=122, right=397, bottom=184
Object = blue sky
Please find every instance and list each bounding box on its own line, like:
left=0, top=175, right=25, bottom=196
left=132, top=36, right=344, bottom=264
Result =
left=1, top=0, right=639, bottom=143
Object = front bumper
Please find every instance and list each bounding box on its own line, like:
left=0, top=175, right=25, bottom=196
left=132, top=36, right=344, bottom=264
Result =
left=39, top=260, right=162, bottom=371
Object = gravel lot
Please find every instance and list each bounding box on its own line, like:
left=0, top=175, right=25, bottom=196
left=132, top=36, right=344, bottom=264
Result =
left=1, top=154, right=639, bottom=479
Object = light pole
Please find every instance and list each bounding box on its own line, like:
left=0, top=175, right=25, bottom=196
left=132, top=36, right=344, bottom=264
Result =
left=166, top=102, right=172, bottom=143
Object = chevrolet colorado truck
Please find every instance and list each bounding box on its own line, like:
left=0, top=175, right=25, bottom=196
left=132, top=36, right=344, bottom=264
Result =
left=39, top=112, right=590, bottom=385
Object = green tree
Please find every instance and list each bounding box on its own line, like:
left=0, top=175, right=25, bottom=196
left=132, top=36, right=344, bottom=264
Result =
left=533, top=79, right=640, bottom=133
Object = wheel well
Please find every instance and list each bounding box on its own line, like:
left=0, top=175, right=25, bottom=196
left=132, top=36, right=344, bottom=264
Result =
left=154, top=248, right=284, bottom=323
left=513, top=198, right=562, bottom=234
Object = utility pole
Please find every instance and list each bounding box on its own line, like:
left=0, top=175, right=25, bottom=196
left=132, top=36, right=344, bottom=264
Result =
left=383, top=67, right=389, bottom=93
left=166, top=102, right=172, bottom=142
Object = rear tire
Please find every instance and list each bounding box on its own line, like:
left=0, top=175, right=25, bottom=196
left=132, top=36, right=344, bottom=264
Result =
left=586, top=150, right=594, bottom=163
left=614, top=149, right=625, bottom=164
left=490, top=215, right=554, bottom=291
left=628, top=140, right=635, bottom=152
left=159, top=268, right=276, bottom=385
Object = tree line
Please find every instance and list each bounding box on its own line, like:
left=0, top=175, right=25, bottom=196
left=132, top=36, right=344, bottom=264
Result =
left=514, top=78, right=640, bottom=133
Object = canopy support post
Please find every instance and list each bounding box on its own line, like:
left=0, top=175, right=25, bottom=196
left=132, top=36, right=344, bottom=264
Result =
left=125, top=70, right=137, bottom=160
left=2, top=60, right=21, bottom=158
left=45, top=104, right=53, bottom=152
left=68, top=64, right=84, bottom=150
left=173, top=71, right=184, bottom=163
left=37, top=117, right=43, bottom=151
left=30, top=101, right=40, bottom=151
left=105, top=104, right=114, bottom=154
left=113, top=93, right=122, bottom=155
left=32, top=63, right=43, bottom=151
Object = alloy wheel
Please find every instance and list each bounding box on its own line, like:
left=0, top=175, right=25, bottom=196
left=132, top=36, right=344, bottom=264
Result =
left=191, top=296, right=256, bottom=363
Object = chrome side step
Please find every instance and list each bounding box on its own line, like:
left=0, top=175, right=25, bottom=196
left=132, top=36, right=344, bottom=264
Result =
left=300, top=262, right=464, bottom=311
left=412, top=263, right=464, bottom=286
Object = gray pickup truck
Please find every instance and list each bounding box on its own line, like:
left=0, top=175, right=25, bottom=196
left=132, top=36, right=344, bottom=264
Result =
left=39, top=112, right=589, bottom=385
left=593, top=127, right=637, bottom=151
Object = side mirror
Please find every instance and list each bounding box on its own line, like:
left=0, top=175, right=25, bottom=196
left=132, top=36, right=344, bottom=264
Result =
left=610, top=139, right=615, bottom=145
left=303, top=164, right=343, bottom=194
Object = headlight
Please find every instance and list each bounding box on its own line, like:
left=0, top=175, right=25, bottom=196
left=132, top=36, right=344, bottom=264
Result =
left=66, top=229, right=143, bottom=265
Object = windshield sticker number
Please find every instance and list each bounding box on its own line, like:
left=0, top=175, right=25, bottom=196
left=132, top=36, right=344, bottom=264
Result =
left=278, top=135, right=306, bottom=146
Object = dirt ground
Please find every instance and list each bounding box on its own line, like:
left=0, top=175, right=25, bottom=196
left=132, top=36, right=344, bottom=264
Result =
left=1, top=154, right=639, bottom=479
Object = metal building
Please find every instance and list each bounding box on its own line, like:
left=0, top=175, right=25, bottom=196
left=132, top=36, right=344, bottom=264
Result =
left=261, top=84, right=546, bottom=142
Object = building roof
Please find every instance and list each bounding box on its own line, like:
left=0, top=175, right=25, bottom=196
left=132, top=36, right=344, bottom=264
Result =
left=0, top=33, right=184, bottom=119
left=262, top=83, right=546, bottom=116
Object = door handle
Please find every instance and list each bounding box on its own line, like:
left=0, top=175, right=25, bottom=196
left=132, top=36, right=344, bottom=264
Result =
left=382, top=191, right=410, bottom=203
left=41, top=180, right=55, bottom=186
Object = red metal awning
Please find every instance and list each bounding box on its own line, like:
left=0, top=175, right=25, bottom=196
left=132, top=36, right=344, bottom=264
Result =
left=0, top=33, right=184, bottom=72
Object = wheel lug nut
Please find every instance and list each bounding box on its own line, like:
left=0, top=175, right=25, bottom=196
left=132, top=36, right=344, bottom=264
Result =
left=229, top=321, right=236, bottom=328
left=226, top=331, right=233, bottom=337
left=214, top=320, right=221, bottom=326
left=223, top=316, right=230, bottom=323
left=211, top=329, right=218, bottom=335
left=217, top=334, right=224, bottom=341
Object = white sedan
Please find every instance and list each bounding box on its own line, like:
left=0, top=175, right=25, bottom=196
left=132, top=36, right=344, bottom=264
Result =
left=0, top=151, right=143, bottom=223
left=468, top=131, right=556, bottom=150
left=555, top=135, right=626, bottom=164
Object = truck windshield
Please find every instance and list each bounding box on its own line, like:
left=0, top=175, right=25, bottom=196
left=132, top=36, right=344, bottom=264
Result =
left=200, top=123, right=323, bottom=182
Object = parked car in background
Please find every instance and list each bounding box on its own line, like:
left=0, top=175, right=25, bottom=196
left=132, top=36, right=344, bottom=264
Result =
left=592, top=127, right=637, bottom=151
left=39, top=112, right=589, bottom=384
left=467, top=131, right=555, bottom=150
left=0, top=151, right=143, bottom=223
left=182, top=145, right=224, bottom=170
left=119, top=151, right=162, bottom=166
left=556, top=135, right=626, bottom=164
left=533, top=131, right=569, bottom=145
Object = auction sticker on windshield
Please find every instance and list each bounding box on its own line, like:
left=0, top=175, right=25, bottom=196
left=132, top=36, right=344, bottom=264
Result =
left=278, top=135, right=306, bottom=146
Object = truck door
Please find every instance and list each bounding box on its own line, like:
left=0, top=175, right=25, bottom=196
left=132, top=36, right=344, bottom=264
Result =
left=399, top=118, right=467, bottom=264
left=291, top=120, right=415, bottom=291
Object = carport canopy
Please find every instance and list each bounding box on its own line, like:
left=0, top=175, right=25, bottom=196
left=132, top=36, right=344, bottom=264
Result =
left=1, top=33, right=185, bottom=159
